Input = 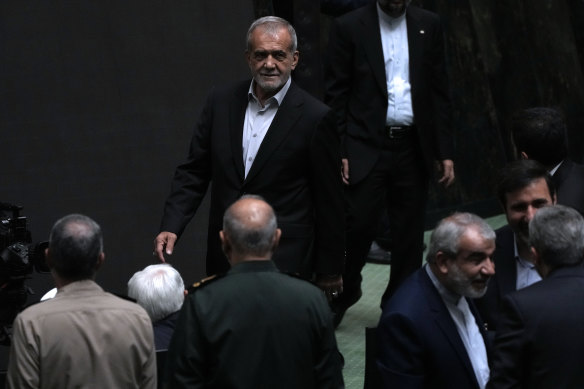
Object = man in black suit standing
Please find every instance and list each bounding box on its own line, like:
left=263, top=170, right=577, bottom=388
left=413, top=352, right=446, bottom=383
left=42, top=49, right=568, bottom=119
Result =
left=324, top=0, right=455, bottom=322
left=154, top=16, right=344, bottom=296
left=488, top=205, right=584, bottom=388
left=511, top=106, right=584, bottom=216
left=475, top=160, right=556, bottom=333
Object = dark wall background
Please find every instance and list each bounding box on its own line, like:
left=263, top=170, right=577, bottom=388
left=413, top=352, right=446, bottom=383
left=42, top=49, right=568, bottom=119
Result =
left=2, top=0, right=584, bottom=369
left=262, top=0, right=584, bottom=224
left=1, top=1, right=253, bottom=367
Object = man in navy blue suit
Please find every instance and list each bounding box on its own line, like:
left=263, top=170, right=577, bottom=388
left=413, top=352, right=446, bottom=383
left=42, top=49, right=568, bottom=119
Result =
left=377, top=213, right=495, bottom=389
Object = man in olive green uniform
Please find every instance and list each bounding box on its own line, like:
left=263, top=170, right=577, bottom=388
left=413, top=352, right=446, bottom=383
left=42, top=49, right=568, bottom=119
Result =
left=165, top=196, right=344, bottom=388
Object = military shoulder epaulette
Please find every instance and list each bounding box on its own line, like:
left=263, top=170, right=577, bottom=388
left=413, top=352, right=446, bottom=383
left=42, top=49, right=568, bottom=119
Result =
left=187, top=273, right=224, bottom=293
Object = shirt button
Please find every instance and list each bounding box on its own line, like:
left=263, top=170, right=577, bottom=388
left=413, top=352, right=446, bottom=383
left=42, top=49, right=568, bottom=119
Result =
left=248, top=157, right=253, bottom=161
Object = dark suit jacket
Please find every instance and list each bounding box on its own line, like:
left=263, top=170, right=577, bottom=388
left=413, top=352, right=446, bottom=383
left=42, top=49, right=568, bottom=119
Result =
left=324, top=3, right=453, bottom=183
left=475, top=225, right=516, bottom=333
left=153, top=310, right=179, bottom=351
left=553, top=158, right=584, bottom=216
left=160, top=80, right=344, bottom=276
left=487, top=265, right=584, bottom=389
left=377, top=267, right=490, bottom=389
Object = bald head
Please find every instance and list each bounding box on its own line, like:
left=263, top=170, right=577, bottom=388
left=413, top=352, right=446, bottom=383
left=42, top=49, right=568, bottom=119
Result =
left=221, top=195, right=281, bottom=263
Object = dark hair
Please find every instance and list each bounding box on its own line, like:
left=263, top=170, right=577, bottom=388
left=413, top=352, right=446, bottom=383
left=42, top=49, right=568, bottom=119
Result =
left=529, top=205, right=584, bottom=269
left=496, top=159, right=556, bottom=208
left=48, top=214, right=103, bottom=281
left=511, top=107, right=568, bottom=167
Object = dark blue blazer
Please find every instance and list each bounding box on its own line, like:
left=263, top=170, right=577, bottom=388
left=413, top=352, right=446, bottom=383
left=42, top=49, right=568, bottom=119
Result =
left=488, top=265, right=584, bottom=388
left=475, top=225, right=516, bottom=334
left=377, top=267, right=491, bottom=389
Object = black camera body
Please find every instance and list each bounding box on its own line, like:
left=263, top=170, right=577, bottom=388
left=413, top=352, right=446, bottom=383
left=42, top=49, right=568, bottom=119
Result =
left=0, top=202, right=49, bottom=346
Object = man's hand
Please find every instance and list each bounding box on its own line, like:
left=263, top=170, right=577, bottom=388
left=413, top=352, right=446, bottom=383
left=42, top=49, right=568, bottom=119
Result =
left=316, top=274, right=343, bottom=302
left=341, top=158, right=349, bottom=185
left=437, top=159, right=455, bottom=188
left=153, top=231, right=177, bottom=262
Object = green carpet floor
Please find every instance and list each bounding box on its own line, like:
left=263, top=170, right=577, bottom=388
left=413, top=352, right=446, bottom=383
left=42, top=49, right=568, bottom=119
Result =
left=335, top=214, right=508, bottom=388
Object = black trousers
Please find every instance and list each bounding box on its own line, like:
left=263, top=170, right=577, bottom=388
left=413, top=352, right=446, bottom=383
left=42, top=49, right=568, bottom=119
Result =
left=343, top=133, right=428, bottom=304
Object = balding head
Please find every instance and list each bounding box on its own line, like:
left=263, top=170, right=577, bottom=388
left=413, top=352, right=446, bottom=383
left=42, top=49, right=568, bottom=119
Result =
left=47, top=214, right=104, bottom=284
left=220, top=195, right=281, bottom=264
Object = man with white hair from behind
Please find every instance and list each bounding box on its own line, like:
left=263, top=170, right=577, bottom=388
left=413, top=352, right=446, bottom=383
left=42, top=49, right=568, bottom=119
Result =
left=128, top=263, right=186, bottom=351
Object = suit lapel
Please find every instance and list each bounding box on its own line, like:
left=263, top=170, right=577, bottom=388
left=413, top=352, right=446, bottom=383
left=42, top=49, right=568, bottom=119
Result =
left=406, top=8, right=424, bottom=93
left=360, top=4, right=387, bottom=98
left=422, top=271, right=480, bottom=388
left=244, top=82, right=302, bottom=184
left=229, top=83, right=248, bottom=183
left=496, top=226, right=518, bottom=295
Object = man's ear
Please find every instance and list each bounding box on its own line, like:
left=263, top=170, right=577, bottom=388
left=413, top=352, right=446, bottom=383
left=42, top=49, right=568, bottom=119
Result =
left=45, top=247, right=53, bottom=269
left=291, top=50, right=299, bottom=70
left=95, top=252, right=105, bottom=271
left=273, top=228, right=282, bottom=245
left=220, top=230, right=231, bottom=258
left=268, top=228, right=282, bottom=253
left=531, top=246, right=548, bottom=278
left=434, top=251, right=451, bottom=275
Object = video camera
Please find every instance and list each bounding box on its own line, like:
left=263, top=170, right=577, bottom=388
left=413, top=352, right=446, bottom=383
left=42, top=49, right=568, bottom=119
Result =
left=0, top=202, right=49, bottom=346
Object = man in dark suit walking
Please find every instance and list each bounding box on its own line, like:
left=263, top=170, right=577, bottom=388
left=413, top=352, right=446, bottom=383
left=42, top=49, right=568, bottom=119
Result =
left=377, top=213, right=494, bottom=389
left=488, top=205, right=584, bottom=388
left=324, top=0, right=455, bottom=323
left=153, top=16, right=344, bottom=296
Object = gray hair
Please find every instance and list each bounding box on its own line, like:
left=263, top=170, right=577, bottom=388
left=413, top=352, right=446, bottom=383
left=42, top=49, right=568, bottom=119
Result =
left=426, top=213, right=496, bottom=263
left=127, top=264, right=185, bottom=322
left=223, top=194, right=278, bottom=257
left=49, top=214, right=103, bottom=280
left=246, top=16, right=297, bottom=53
left=529, top=205, right=584, bottom=268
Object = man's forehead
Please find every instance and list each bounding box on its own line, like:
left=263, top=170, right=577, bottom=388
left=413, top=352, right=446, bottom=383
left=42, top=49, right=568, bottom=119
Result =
left=457, top=228, right=495, bottom=253
left=505, top=178, right=551, bottom=203
left=250, top=27, right=290, bottom=44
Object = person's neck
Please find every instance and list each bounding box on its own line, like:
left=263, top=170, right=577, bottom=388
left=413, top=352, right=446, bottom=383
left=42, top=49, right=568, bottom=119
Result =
left=516, top=238, right=535, bottom=263
left=229, top=255, right=272, bottom=267
left=53, top=271, right=93, bottom=289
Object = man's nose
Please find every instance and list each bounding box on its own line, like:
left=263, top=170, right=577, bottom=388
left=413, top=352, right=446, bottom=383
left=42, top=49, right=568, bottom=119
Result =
left=482, top=258, right=495, bottom=276
left=263, top=55, right=276, bottom=68
left=525, top=205, right=537, bottom=221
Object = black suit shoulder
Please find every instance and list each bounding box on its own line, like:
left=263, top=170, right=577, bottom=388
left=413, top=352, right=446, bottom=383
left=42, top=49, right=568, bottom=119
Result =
left=285, top=81, right=332, bottom=117
left=554, top=159, right=584, bottom=215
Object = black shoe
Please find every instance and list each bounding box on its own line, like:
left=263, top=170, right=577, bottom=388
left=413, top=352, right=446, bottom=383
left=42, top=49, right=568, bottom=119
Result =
left=366, top=242, right=392, bottom=265
left=331, top=288, right=363, bottom=328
